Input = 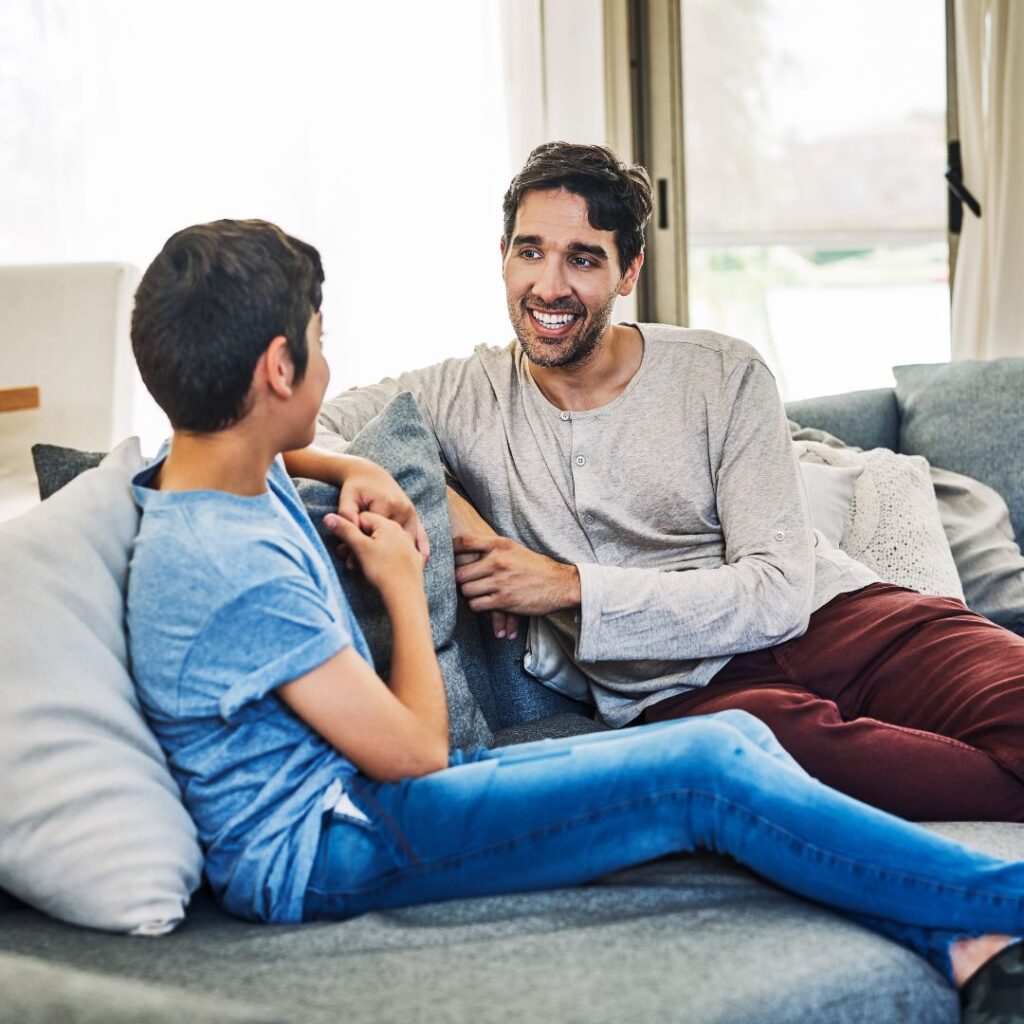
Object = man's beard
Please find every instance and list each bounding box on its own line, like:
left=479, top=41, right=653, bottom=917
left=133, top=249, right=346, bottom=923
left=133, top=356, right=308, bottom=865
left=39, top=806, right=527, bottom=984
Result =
left=508, top=292, right=617, bottom=369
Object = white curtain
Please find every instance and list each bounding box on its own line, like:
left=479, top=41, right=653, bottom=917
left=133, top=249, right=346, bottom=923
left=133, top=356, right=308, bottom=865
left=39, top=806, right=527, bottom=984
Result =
left=951, top=0, right=1024, bottom=359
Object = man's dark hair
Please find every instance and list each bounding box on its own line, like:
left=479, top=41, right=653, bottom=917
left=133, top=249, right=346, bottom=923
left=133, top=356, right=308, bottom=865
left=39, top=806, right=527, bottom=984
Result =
left=502, top=142, right=654, bottom=274
left=131, top=219, right=324, bottom=432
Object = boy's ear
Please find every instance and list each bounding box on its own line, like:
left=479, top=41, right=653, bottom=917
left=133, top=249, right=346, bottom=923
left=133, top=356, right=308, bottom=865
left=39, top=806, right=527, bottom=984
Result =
left=261, top=336, right=295, bottom=398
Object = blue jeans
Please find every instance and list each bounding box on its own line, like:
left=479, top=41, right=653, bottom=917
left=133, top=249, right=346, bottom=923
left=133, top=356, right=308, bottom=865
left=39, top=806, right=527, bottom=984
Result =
left=303, top=712, right=1024, bottom=979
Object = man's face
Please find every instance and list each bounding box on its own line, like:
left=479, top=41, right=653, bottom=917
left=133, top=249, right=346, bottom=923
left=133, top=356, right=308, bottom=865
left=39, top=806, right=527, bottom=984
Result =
left=501, top=188, right=640, bottom=368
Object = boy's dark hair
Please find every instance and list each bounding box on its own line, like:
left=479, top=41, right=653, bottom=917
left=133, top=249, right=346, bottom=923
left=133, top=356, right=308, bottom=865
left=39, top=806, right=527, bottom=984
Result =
left=501, top=142, right=654, bottom=274
left=131, top=219, right=324, bottom=432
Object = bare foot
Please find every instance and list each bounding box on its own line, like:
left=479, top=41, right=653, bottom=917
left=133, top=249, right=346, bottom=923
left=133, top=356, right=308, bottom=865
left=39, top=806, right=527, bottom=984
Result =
left=951, top=934, right=1017, bottom=986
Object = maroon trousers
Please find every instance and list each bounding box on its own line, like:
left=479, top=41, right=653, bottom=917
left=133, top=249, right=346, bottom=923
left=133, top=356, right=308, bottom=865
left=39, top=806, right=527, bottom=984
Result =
left=642, top=583, right=1024, bottom=821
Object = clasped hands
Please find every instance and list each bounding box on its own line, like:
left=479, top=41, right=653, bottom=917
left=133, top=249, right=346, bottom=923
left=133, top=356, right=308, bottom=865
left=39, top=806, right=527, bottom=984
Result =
left=321, top=462, right=579, bottom=640
left=325, top=457, right=429, bottom=570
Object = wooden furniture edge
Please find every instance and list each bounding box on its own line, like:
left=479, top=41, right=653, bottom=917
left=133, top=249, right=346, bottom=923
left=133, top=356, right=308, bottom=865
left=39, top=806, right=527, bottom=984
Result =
left=0, top=386, right=41, bottom=413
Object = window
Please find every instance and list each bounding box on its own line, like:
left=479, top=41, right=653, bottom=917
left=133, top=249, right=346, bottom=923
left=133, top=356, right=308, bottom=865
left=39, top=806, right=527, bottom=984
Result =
left=638, top=0, right=950, bottom=399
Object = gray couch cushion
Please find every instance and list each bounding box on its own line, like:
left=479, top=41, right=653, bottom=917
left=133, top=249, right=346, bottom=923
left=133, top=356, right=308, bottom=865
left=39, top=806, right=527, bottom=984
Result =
left=6, top=820, right=1022, bottom=1022
left=895, top=358, right=1024, bottom=544
left=0, top=951, right=285, bottom=1024
left=476, top=620, right=596, bottom=730
left=785, top=388, right=900, bottom=453
left=492, top=712, right=608, bottom=746
left=0, top=851, right=963, bottom=1024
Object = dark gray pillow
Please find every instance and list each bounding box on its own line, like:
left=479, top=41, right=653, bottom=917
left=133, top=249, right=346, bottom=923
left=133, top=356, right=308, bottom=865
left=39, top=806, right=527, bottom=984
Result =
left=293, top=392, right=492, bottom=750
left=895, top=358, right=1024, bottom=544
left=31, top=444, right=105, bottom=500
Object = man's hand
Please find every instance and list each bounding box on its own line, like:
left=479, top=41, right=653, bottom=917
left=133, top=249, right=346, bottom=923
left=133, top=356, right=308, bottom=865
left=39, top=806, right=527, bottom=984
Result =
left=453, top=534, right=581, bottom=617
left=335, top=457, right=429, bottom=568
left=447, top=489, right=521, bottom=640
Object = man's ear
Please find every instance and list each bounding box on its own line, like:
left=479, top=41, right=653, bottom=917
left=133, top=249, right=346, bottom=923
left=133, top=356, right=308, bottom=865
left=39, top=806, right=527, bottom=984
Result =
left=499, top=236, right=508, bottom=261
left=260, top=336, right=295, bottom=399
left=617, top=251, right=645, bottom=297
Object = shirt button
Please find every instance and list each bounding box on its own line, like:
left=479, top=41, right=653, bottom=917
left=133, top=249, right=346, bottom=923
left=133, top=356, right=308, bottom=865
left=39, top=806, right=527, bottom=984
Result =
left=583, top=513, right=594, bottom=524
left=560, top=411, right=571, bottom=421
left=575, top=455, right=586, bottom=466
left=774, top=530, right=785, bottom=540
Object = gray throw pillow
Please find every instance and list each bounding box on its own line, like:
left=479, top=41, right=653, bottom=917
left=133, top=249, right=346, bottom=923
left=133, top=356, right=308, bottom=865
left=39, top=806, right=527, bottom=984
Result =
left=895, top=358, right=1024, bottom=545
left=293, top=392, right=493, bottom=750
left=930, top=466, right=1024, bottom=635
left=0, top=438, right=203, bottom=934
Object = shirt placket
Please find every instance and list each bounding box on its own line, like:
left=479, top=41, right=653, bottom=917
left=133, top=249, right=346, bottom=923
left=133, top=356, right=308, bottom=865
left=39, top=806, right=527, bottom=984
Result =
left=563, top=411, right=604, bottom=549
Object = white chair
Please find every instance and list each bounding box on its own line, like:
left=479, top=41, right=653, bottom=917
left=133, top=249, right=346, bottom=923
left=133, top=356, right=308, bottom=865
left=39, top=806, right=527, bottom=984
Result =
left=0, top=262, right=140, bottom=520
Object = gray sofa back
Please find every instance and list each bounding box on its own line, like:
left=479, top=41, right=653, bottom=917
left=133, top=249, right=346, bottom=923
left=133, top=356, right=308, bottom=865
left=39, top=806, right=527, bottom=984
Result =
left=785, top=387, right=899, bottom=452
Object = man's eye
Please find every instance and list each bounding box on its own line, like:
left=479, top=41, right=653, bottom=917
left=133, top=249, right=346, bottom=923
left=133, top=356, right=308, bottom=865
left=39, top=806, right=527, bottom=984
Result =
left=570, top=255, right=594, bottom=268
left=520, top=248, right=541, bottom=260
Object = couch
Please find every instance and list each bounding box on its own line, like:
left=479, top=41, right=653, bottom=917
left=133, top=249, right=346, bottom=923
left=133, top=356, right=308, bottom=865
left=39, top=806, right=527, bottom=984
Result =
left=3, top=359, right=1024, bottom=1024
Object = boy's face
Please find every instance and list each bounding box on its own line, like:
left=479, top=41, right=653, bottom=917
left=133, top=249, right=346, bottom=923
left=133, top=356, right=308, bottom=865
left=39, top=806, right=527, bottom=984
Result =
left=292, top=310, right=329, bottom=446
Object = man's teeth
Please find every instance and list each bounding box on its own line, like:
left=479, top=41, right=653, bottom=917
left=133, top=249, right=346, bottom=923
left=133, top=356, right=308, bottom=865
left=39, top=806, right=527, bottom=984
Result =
left=531, top=311, right=577, bottom=328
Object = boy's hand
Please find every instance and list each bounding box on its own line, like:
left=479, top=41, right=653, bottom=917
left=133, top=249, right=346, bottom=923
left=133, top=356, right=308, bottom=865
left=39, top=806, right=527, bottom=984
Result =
left=335, top=459, right=429, bottom=569
left=326, top=511, right=424, bottom=599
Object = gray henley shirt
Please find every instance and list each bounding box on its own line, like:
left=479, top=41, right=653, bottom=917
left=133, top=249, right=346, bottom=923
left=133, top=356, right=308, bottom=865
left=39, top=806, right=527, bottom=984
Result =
left=316, top=324, right=877, bottom=726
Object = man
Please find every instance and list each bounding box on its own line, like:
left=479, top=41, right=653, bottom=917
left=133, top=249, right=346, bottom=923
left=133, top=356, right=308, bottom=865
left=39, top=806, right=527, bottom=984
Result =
left=302, top=142, right=1024, bottom=823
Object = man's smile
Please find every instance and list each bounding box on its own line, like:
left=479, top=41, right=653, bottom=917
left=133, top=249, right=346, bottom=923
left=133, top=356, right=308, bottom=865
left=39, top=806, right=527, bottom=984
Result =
left=528, top=308, right=582, bottom=339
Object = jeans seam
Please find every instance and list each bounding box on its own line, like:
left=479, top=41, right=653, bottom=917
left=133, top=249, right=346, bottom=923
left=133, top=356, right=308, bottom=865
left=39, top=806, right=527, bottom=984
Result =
left=348, top=779, right=421, bottom=865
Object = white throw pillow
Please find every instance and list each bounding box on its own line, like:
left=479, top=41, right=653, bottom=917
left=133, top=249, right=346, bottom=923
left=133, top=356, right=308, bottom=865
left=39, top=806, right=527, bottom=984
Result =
left=795, top=439, right=965, bottom=601
left=798, top=462, right=864, bottom=547
left=0, top=438, right=202, bottom=934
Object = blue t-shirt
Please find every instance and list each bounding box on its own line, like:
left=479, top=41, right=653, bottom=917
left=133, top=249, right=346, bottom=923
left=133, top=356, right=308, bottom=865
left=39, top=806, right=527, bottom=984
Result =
left=127, top=456, right=372, bottom=922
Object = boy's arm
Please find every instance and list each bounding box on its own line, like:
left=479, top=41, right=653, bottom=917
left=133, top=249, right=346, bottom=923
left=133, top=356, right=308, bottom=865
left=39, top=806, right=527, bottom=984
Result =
left=283, top=446, right=429, bottom=562
left=278, top=512, right=448, bottom=782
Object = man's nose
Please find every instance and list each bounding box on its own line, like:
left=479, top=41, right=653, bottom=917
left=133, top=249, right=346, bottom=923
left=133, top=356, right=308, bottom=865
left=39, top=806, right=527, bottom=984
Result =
left=531, top=259, right=571, bottom=304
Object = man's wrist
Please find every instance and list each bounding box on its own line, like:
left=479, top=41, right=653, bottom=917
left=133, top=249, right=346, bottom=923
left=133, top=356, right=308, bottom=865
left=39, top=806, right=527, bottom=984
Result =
left=557, top=562, right=582, bottom=610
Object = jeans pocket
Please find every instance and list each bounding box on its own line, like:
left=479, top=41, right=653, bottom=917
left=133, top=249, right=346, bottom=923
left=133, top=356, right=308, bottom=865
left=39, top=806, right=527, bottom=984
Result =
left=304, top=808, right=406, bottom=921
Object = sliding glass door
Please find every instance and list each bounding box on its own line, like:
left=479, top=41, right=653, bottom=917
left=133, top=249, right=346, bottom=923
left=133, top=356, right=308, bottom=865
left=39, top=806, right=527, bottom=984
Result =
left=640, top=0, right=951, bottom=399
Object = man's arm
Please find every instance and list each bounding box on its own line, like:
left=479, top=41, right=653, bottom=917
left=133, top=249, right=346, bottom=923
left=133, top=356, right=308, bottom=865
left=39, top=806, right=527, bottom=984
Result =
left=572, top=358, right=815, bottom=662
